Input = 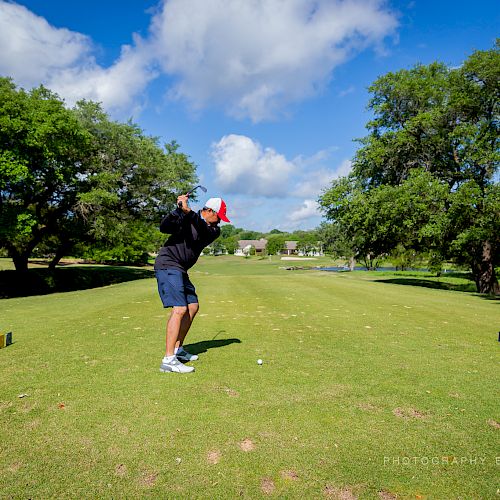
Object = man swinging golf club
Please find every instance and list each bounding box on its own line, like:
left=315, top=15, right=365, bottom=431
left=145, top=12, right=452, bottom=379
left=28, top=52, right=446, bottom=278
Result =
left=154, top=189, right=230, bottom=373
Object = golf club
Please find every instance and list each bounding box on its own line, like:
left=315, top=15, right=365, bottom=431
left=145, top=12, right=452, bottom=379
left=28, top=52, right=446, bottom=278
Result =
left=178, top=185, right=207, bottom=208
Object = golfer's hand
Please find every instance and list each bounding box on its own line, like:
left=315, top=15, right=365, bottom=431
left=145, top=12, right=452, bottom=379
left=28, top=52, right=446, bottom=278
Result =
left=177, top=194, right=191, bottom=213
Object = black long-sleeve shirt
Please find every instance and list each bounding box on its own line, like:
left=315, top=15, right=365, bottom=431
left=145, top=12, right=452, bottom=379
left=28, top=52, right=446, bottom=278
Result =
left=154, top=208, right=220, bottom=273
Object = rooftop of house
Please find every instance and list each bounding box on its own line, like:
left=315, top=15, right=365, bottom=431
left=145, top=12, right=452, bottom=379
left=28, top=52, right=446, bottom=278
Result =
left=237, top=238, right=268, bottom=250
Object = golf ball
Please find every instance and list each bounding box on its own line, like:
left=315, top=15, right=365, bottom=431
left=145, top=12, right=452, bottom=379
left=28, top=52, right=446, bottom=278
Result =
left=257, top=359, right=263, bottom=365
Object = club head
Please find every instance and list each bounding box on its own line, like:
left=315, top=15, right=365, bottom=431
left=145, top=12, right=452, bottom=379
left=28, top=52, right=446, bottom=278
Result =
left=179, top=184, right=208, bottom=208
left=187, top=185, right=207, bottom=196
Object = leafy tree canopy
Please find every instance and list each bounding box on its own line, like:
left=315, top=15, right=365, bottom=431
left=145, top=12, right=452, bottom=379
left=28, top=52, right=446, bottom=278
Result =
left=319, top=41, right=499, bottom=293
left=0, top=78, right=197, bottom=270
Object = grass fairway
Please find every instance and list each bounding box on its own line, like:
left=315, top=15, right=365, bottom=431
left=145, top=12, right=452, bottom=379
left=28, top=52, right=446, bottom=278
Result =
left=1, top=256, right=499, bottom=498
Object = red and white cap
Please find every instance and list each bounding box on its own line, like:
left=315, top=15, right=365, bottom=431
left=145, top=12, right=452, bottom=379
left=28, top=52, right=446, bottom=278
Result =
left=204, top=197, right=230, bottom=222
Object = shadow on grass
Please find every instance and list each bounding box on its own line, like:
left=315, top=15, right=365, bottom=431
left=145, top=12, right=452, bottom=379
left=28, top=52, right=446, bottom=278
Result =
left=0, top=266, right=154, bottom=299
left=373, top=277, right=475, bottom=293
left=373, top=277, right=499, bottom=300
left=184, top=338, right=242, bottom=355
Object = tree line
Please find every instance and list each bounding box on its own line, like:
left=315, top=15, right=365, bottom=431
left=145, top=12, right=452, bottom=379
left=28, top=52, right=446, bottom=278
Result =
left=211, top=226, right=322, bottom=255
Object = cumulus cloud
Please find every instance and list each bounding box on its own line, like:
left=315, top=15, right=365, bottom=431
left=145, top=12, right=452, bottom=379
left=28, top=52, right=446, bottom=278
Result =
left=338, top=85, right=355, bottom=97
left=50, top=40, right=157, bottom=113
left=0, top=1, right=155, bottom=112
left=293, top=168, right=339, bottom=198
left=0, top=2, right=92, bottom=84
left=336, top=159, right=353, bottom=177
left=293, top=156, right=352, bottom=197
left=211, top=135, right=353, bottom=199
left=222, top=195, right=320, bottom=232
left=148, top=0, right=398, bottom=121
left=286, top=200, right=321, bottom=223
left=0, top=0, right=397, bottom=119
left=211, top=134, right=295, bottom=196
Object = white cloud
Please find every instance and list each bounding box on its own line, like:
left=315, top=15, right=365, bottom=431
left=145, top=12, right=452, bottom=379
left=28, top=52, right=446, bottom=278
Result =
left=149, top=0, right=398, bottom=121
left=0, top=2, right=92, bottom=84
left=293, top=168, right=338, bottom=198
left=286, top=199, right=321, bottom=223
left=293, top=157, right=352, bottom=197
left=336, top=159, right=353, bottom=177
left=0, top=1, right=156, bottom=113
left=0, top=0, right=397, bottom=120
left=338, top=85, right=355, bottom=97
left=222, top=195, right=321, bottom=232
left=211, top=135, right=353, bottom=200
left=293, top=147, right=339, bottom=168
left=211, top=134, right=295, bottom=196
left=50, top=40, right=157, bottom=113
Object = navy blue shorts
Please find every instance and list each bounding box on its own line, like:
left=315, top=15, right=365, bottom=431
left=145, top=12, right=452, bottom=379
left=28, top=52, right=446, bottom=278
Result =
left=155, top=269, right=198, bottom=308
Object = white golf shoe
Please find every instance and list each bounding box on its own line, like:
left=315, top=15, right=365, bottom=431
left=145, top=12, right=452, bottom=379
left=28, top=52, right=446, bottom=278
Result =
left=176, top=347, right=199, bottom=362
left=160, top=357, right=195, bottom=373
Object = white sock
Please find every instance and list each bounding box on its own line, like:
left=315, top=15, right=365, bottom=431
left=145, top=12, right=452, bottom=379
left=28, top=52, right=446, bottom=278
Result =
left=175, top=346, right=184, bottom=354
left=163, top=355, right=176, bottom=363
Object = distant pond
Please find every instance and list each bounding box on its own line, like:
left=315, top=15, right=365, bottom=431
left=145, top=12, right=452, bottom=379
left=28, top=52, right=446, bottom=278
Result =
left=317, top=266, right=430, bottom=272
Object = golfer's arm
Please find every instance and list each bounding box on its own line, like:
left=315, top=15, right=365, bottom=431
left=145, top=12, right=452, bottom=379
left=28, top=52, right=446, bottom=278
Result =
left=159, top=208, right=185, bottom=233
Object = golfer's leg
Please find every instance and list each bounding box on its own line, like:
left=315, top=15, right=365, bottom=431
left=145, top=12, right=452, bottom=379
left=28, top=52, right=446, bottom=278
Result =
left=165, top=306, right=188, bottom=357
left=176, top=302, right=199, bottom=348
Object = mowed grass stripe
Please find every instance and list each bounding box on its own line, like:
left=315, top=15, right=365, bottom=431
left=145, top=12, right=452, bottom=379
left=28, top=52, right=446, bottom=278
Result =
left=1, top=259, right=499, bottom=498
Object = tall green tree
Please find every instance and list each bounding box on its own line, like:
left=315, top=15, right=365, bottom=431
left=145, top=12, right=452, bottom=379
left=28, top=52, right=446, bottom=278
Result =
left=0, top=79, right=197, bottom=270
left=319, top=41, right=499, bottom=293
left=317, top=221, right=356, bottom=266
left=266, top=234, right=286, bottom=255
left=71, top=101, right=197, bottom=265
left=0, top=78, right=92, bottom=271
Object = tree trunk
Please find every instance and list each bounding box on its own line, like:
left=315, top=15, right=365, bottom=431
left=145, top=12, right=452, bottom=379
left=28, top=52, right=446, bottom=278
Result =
left=11, top=250, right=29, bottom=272
left=349, top=256, right=356, bottom=271
left=8, top=236, right=42, bottom=273
left=48, top=243, right=71, bottom=270
left=472, top=240, right=500, bottom=295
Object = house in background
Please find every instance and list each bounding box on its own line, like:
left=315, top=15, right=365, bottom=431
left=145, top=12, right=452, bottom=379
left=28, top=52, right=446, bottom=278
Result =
left=298, top=241, right=324, bottom=257
left=202, top=244, right=228, bottom=256
left=235, top=239, right=268, bottom=256
left=281, top=241, right=298, bottom=256
left=279, top=240, right=324, bottom=257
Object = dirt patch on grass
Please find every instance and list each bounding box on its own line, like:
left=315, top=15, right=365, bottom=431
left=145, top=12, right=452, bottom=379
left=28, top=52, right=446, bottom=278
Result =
left=259, top=430, right=279, bottom=439
left=378, top=490, right=398, bottom=499
left=323, top=485, right=358, bottom=499
left=322, top=384, right=349, bottom=398
left=280, top=470, right=299, bottom=481
left=19, top=401, right=37, bottom=413
left=139, top=470, right=158, bottom=487
left=393, top=407, right=427, bottom=419
left=8, top=462, right=22, bottom=473
left=0, top=401, right=13, bottom=411
left=487, top=419, right=500, bottom=429
left=261, top=477, right=276, bottom=495
left=357, top=402, right=379, bottom=412
left=215, top=385, right=239, bottom=397
left=115, top=464, right=127, bottom=477
left=116, top=425, right=130, bottom=435
left=207, top=450, right=221, bottom=464
left=239, top=438, right=255, bottom=452
left=25, top=418, right=41, bottom=430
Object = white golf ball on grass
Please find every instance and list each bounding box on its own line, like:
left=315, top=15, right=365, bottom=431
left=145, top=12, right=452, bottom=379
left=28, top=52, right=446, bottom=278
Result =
left=257, top=359, right=263, bottom=365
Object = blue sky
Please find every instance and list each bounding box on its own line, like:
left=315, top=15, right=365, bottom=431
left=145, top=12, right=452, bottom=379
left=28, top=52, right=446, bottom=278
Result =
left=0, top=0, right=498, bottom=232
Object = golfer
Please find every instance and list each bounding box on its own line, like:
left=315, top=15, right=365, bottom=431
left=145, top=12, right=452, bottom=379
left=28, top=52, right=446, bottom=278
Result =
left=154, top=194, right=230, bottom=373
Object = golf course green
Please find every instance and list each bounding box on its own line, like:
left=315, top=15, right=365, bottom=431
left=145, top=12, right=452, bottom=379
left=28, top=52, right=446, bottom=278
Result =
left=1, top=256, right=498, bottom=498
